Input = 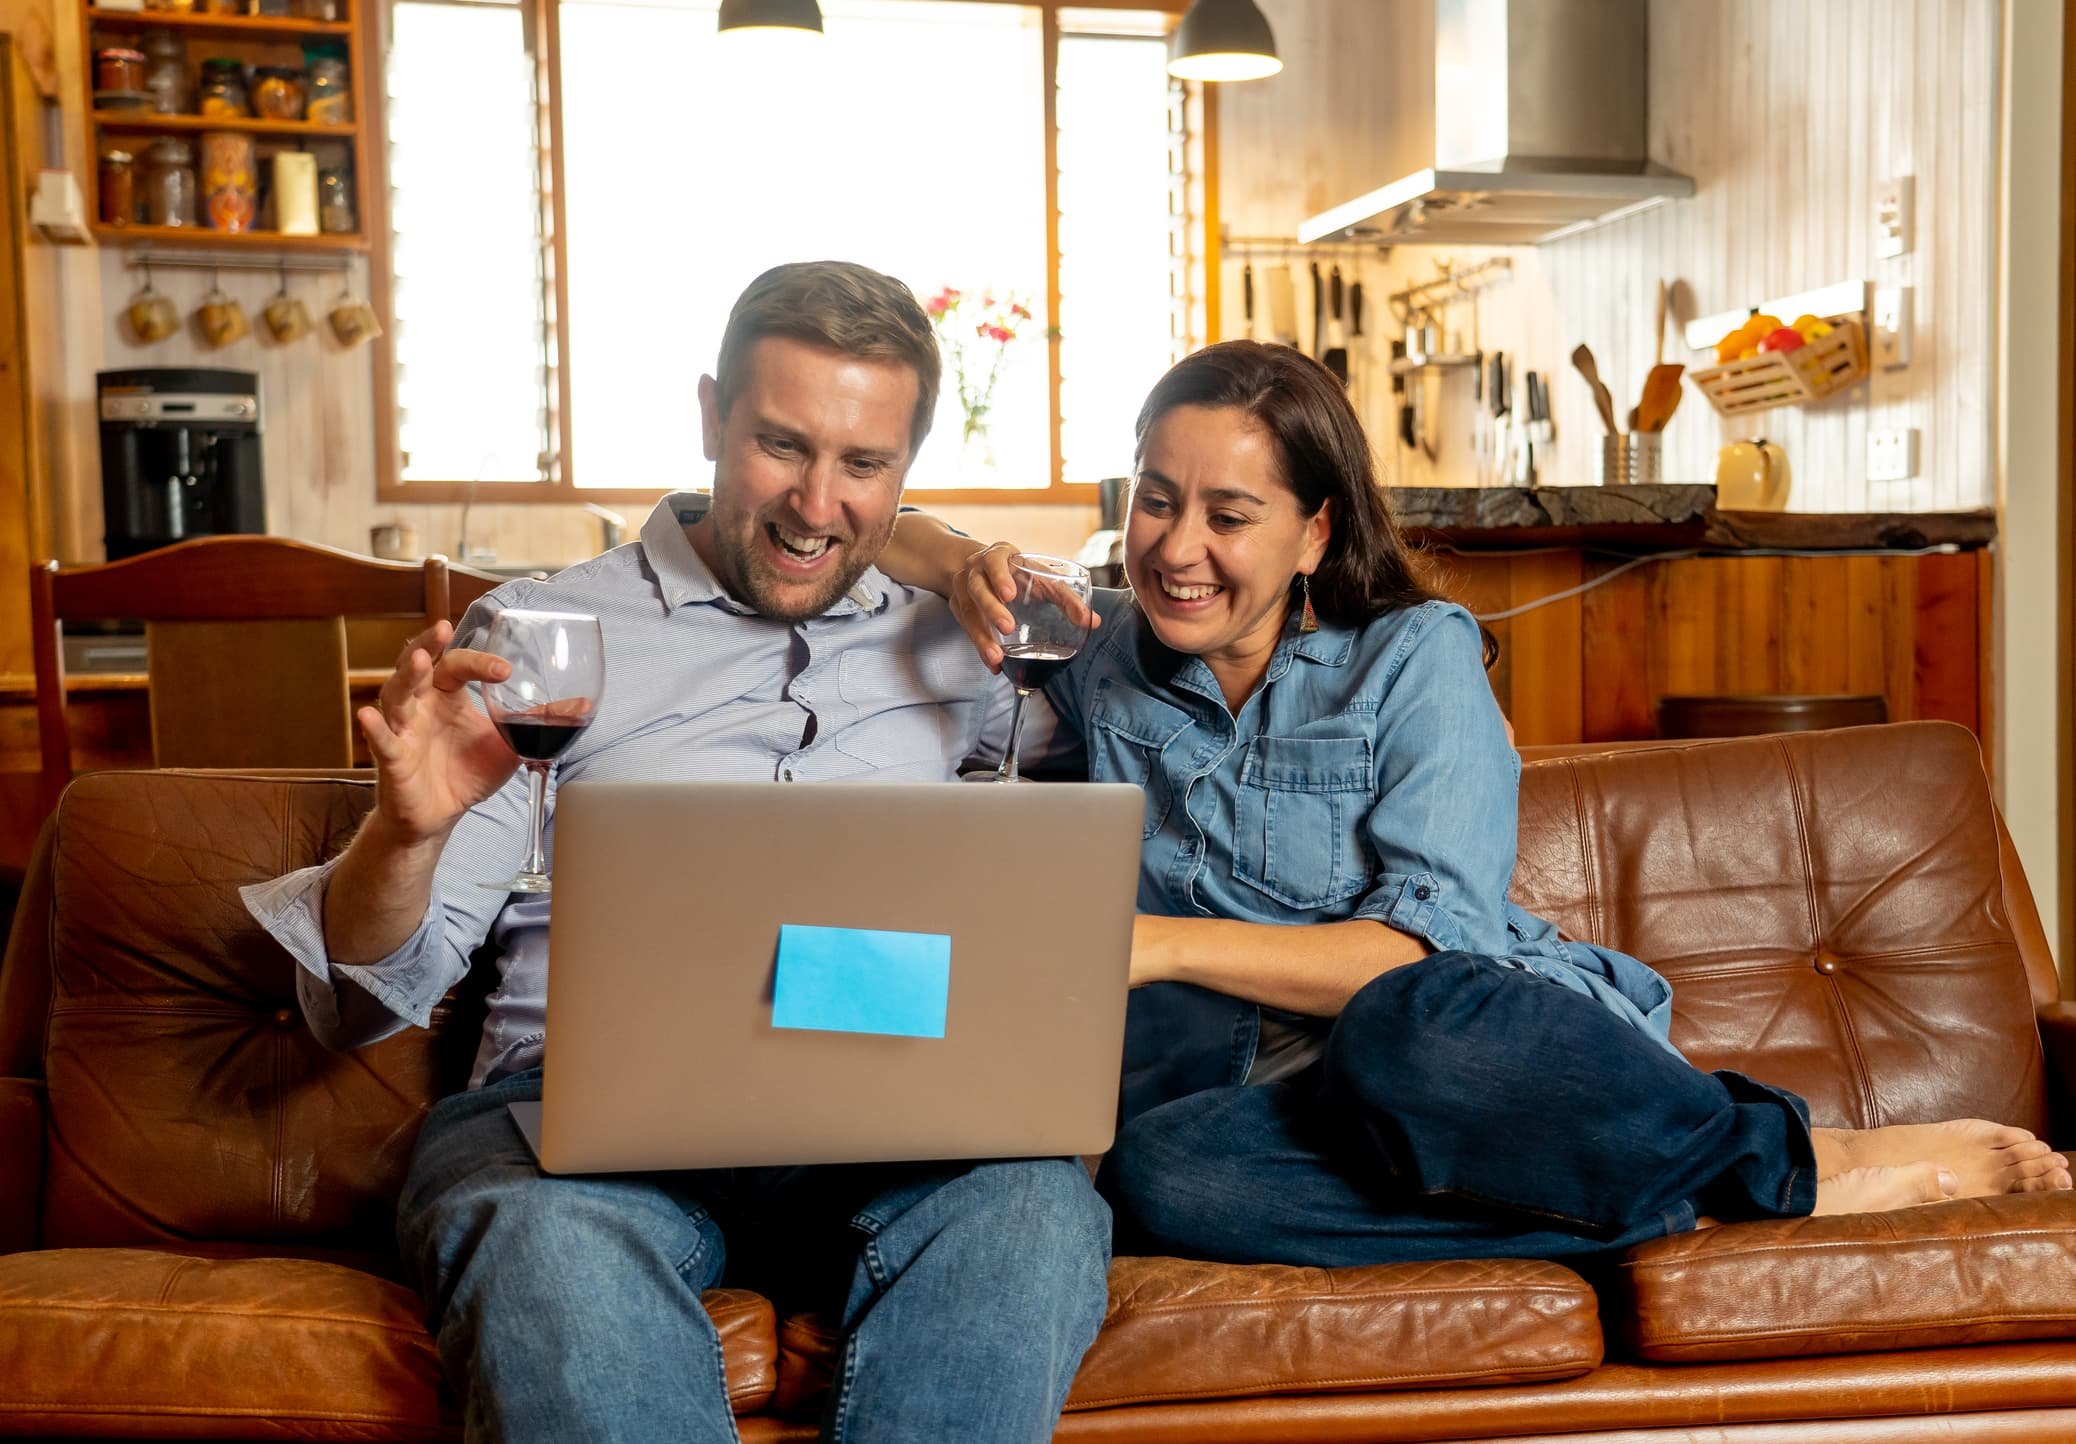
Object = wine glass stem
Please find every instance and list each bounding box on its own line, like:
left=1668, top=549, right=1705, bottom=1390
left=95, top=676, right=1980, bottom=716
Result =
left=996, top=688, right=1032, bottom=782
left=520, top=761, right=551, bottom=877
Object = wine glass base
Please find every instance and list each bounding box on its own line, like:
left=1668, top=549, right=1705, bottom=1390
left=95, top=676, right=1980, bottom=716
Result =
left=480, top=873, right=553, bottom=893
left=960, top=770, right=1024, bottom=783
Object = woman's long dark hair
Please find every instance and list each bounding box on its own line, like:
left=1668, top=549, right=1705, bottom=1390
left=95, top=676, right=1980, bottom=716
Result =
left=1133, top=341, right=1484, bottom=654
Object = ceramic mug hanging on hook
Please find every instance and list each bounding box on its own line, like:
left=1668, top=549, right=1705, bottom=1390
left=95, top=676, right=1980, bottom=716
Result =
left=196, top=269, right=248, bottom=348
left=327, top=282, right=381, bottom=348
left=262, top=263, right=312, bottom=344
left=125, top=260, right=178, bottom=344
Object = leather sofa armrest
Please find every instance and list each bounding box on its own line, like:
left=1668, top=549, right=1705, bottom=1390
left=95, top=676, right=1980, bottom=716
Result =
left=2037, top=1001, right=2076, bottom=1148
left=0, top=1077, right=42, bottom=1253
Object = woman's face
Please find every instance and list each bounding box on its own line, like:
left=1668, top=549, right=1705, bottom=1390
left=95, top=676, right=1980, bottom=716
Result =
left=1125, top=404, right=1332, bottom=664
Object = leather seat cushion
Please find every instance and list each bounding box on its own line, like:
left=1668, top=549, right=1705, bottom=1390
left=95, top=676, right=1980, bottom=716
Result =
left=773, top=1255, right=1602, bottom=1416
left=1620, top=1192, right=2076, bottom=1362
left=0, top=1249, right=776, bottom=1437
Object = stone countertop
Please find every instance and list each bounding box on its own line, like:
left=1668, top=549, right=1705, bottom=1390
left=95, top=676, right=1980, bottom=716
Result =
left=1391, top=484, right=1997, bottom=551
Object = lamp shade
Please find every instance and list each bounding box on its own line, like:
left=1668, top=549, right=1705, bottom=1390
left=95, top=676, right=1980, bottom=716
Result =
left=717, top=0, right=824, bottom=34
left=1167, top=0, right=1281, bottom=82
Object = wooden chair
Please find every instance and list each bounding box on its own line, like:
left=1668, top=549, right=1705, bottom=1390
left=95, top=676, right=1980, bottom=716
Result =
left=28, top=537, right=459, bottom=816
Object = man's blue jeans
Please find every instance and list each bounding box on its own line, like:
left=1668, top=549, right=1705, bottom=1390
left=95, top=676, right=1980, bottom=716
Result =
left=1100, top=951, right=1819, bottom=1266
left=396, top=1069, right=1111, bottom=1444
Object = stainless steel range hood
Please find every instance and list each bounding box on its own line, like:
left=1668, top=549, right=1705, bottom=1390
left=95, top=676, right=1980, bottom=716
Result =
left=1298, top=0, right=1693, bottom=248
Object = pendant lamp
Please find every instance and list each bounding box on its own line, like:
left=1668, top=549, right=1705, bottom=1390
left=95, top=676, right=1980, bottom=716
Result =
left=1167, top=0, right=1281, bottom=82
left=717, top=0, right=824, bottom=36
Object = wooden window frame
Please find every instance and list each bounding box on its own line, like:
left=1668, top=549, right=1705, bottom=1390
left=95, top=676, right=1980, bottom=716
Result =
left=371, top=0, right=1213, bottom=508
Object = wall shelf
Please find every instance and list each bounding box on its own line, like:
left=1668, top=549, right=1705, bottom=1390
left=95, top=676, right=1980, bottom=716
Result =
left=83, top=0, right=372, bottom=249
left=92, top=222, right=368, bottom=252
left=93, top=111, right=355, bottom=138
left=84, top=9, right=353, bottom=39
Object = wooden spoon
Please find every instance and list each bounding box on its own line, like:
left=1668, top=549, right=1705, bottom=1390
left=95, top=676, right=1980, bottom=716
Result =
left=1571, top=344, right=1619, bottom=434
left=1637, top=281, right=1685, bottom=432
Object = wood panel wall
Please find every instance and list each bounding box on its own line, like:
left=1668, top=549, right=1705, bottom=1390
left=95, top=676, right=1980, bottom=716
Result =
left=1425, top=546, right=1991, bottom=752
left=1216, top=0, right=1999, bottom=514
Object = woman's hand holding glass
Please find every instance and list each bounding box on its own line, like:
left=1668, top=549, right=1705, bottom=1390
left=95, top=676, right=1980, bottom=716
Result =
left=948, top=541, right=1102, bottom=673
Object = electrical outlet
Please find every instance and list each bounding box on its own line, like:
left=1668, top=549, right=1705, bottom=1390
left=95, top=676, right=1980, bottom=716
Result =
left=1875, top=177, right=1914, bottom=259
left=1871, top=285, right=1913, bottom=369
left=1868, top=428, right=1919, bottom=482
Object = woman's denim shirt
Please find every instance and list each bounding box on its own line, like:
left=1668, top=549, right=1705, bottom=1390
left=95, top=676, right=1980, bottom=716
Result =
left=1044, top=593, right=1679, bottom=1055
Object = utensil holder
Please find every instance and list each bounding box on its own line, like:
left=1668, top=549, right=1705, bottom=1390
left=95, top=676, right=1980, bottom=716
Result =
left=1598, top=432, right=1662, bottom=486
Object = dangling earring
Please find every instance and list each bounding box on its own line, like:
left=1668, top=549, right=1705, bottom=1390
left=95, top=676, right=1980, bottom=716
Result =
left=1299, top=573, right=1319, bottom=633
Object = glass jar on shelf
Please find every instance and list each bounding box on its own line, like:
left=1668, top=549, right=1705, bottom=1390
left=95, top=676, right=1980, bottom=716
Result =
left=200, top=0, right=242, bottom=13
left=95, top=48, right=147, bottom=93
left=143, top=137, right=198, bottom=227
left=198, top=59, right=249, bottom=118
left=294, top=0, right=343, bottom=19
left=140, top=30, right=190, bottom=116
left=317, top=165, right=355, bottom=233
left=201, top=130, right=256, bottom=232
left=97, top=150, right=136, bottom=227
left=305, top=57, right=350, bottom=124
left=250, top=66, right=306, bottom=121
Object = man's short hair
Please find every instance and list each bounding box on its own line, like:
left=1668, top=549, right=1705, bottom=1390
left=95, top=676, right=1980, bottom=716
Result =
left=714, top=261, right=942, bottom=455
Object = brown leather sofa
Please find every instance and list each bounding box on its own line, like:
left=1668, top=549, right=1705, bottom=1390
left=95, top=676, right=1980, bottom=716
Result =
left=5, top=722, right=2076, bottom=1442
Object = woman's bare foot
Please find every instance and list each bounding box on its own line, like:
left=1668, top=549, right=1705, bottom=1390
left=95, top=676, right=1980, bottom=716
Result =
left=1812, top=1163, right=1958, bottom=1216
left=1813, top=1120, right=2072, bottom=1198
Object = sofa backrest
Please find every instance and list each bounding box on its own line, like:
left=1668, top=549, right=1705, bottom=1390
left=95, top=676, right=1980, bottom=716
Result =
left=0, top=722, right=2048, bottom=1251
left=13, top=772, right=471, bottom=1252
left=1512, top=723, right=2049, bottom=1138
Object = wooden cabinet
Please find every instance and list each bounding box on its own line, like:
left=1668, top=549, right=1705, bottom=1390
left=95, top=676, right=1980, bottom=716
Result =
left=80, top=3, right=374, bottom=249
left=1424, top=545, right=1993, bottom=759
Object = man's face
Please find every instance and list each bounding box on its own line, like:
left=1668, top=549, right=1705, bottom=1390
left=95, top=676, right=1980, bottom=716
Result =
left=692, top=335, right=919, bottom=621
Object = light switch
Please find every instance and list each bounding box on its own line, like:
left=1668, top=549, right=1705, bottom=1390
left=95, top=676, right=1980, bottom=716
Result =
left=1875, top=177, right=1914, bottom=259
left=1868, top=428, right=1918, bottom=483
left=1871, top=285, right=1912, bottom=369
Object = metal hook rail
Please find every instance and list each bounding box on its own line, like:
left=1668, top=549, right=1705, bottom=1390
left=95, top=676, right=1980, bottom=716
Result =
left=124, top=248, right=356, bottom=275
left=1385, top=257, right=1513, bottom=324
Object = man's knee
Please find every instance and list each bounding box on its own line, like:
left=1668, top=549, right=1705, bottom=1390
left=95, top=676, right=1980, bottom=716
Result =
left=958, top=1158, right=1111, bottom=1262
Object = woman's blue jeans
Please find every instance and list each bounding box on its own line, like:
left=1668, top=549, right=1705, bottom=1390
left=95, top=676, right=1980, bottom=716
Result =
left=396, top=1069, right=1111, bottom=1444
left=1100, top=950, right=1818, bottom=1266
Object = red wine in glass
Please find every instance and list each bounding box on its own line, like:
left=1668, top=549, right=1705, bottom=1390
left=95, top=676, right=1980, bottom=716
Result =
left=999, top=643, right=1076, bottom=693
left=493, top=713, right=592, bottom=762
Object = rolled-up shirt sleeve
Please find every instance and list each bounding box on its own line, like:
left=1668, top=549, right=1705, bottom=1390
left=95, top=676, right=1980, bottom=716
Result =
left=1348, top=604, right=1518, bottom=954
left=241, top=857, right=458, bottom=1049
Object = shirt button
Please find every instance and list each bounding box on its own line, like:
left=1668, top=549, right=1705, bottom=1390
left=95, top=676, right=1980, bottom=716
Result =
left=1414, top=885, right=1433, bottom=901
left=783, top=769, right=795, bottom=782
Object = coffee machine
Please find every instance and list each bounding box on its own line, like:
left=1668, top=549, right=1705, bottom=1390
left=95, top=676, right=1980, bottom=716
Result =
left=97, top=368, right=265, bottom=560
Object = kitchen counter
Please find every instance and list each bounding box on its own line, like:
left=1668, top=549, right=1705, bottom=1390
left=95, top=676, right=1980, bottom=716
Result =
left=1392, top=483, right=1998, bottom=551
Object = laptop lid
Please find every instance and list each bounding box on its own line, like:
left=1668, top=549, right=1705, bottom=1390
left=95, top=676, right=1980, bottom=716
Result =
left=536, top=780, right=1143, bottom=1172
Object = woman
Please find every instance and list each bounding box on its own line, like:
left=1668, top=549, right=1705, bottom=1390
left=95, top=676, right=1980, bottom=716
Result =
left=882, top=340, right=2069, bottom=1265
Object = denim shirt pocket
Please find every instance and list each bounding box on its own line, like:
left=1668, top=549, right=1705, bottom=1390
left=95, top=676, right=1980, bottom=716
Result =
left=1232, top=735, right=1374, bottom=909
left=1088, top=686, right=1193, bottom=840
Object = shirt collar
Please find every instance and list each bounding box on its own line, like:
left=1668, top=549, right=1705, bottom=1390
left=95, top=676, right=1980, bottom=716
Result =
left=638, top=492, right=889, bottom=619
left=1128, top=593, right=1356, bottom=708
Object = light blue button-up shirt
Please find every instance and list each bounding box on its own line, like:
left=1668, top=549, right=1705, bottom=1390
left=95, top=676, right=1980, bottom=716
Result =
left=241, top=493, right=1015, bottom=1087
left=1042, top=592, right=1679, bottom=1074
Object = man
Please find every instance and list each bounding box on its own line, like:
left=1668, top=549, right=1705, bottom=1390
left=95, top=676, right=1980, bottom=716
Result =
left=242, top=261, right=1110, bottom=1444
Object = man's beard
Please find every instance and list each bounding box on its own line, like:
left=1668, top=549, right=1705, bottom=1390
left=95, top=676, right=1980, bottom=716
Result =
left=709, top=503, right=898, bottom=623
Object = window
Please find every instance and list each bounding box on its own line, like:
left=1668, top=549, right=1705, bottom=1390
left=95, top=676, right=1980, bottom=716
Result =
left=375, top=0, right=1207, bottom=504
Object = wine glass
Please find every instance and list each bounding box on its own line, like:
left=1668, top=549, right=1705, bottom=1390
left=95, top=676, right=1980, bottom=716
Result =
left=478, top=609, right=605, bottom=893
left=968, top=554, right=1093, bottom=783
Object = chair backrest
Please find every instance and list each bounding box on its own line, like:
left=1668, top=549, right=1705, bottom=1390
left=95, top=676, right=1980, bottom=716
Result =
left=28, top=537, right=453, bottom=815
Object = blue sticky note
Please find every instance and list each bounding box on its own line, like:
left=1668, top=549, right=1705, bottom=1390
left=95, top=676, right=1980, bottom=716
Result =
left=771, top=924, right=951, bottom=1039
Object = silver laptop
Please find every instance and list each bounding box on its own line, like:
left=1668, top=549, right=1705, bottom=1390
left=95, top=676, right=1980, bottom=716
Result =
left=511, top=780, right=1143, bottom=1173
